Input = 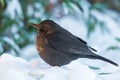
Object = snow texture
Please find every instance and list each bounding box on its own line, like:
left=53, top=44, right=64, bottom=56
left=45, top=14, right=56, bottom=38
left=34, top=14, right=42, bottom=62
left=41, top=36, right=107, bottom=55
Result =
left=0, top=54, right=96, bottom=80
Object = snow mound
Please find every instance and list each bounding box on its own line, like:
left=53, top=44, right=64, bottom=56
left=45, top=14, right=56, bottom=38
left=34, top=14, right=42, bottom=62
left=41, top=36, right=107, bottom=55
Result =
left=0, top=53, right=35, bottom=80
left=0, top=53, right=96, bottom=80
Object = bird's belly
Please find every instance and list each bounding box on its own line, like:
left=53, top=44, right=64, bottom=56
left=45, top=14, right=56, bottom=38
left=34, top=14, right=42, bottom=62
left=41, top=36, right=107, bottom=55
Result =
left=38, top=46, right=79, bottom=66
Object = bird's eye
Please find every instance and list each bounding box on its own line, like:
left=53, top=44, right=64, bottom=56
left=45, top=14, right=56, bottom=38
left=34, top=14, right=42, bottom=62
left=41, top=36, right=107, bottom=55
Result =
left=40, top=26, right=44, bottom=31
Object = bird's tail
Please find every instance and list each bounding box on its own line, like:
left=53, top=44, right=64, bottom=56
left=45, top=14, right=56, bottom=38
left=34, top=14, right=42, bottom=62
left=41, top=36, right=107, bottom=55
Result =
left=83, top=54, right=118, bottom=67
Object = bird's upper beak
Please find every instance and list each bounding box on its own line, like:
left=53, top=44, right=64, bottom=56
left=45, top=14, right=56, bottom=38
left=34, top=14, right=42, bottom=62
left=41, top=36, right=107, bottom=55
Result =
left=30, top=23, right=39, bottom=29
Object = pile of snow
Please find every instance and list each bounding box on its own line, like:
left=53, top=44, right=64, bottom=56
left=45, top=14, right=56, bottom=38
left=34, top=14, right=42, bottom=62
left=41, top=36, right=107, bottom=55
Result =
left=0, top=53, right=96, bottom=80
left=0, top=54, right=35, bottom=80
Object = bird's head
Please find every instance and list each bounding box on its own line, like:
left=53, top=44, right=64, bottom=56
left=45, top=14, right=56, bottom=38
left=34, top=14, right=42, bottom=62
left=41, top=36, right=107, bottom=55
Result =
left=31, top=20, right=59, bottom=35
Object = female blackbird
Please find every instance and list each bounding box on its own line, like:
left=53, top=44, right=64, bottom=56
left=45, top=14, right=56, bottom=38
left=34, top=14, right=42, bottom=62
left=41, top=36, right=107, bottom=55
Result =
left=31, top=20, right=118, bottom=66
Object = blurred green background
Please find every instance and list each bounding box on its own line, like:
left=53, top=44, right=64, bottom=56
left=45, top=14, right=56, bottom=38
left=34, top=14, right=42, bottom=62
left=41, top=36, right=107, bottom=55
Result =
left=0, top=0, right=120, bottom=56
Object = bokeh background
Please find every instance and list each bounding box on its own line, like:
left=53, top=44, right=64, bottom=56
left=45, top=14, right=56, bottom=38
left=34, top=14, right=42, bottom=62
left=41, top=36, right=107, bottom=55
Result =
left=0, top=0, right=120, bottom=63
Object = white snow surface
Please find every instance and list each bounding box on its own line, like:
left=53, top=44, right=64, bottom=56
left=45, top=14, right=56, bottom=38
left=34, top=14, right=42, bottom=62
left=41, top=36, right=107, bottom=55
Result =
left=0, top=54, right=96, bottom=80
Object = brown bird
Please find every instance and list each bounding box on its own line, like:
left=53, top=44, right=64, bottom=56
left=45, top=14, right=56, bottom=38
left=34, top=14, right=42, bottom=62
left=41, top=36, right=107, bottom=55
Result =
left=31, top=20, right=118, bottom=66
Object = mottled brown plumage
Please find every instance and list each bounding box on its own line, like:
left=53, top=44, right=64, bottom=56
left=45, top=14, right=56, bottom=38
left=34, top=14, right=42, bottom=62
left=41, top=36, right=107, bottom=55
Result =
left=31, top=20, right=118, bottom=66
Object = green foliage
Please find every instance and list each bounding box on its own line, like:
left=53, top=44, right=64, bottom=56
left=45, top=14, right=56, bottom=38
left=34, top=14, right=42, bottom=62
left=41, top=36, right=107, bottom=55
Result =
left=115, top=37, right=120, bottom=42
left=0, top=0, right=4, bottom=6
left=99, top=72, right=112, bottom=75
left=88, top=66, right=100, bottom=70
left=90, top=3, right=107, bottom=11
left=107, top=37, right=120, bottom=51
left=63, top=0, right=83, bottom=12
left=86, top=14, right=98, bottom=37
left=0, top=37, right=20, bottom=56
left=107, top=46, right=120, bottom=50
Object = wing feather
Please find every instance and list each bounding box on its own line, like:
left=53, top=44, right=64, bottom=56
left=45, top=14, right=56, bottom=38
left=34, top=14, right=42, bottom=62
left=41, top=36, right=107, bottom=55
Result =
left=46, top=32, right=94, bottom=55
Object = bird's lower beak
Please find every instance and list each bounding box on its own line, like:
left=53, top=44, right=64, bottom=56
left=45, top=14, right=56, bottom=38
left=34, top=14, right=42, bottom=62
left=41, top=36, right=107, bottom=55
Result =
left=30, top=23, right=39, bottom=29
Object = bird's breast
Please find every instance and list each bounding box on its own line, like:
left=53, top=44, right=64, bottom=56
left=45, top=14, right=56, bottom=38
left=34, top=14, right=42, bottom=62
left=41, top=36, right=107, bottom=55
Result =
left=36, top=35, right=47, bottom=52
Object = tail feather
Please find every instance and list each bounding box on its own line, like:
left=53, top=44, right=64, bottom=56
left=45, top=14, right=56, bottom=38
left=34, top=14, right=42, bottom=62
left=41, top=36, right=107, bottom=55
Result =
left=83, top=55, right=118, bottom=67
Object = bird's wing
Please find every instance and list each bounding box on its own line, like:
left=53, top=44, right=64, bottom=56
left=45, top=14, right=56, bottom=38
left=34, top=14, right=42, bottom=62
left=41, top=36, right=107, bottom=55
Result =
left=75, top=36, right=97, bottom=52
left=47, top=32, right=95, bottom=55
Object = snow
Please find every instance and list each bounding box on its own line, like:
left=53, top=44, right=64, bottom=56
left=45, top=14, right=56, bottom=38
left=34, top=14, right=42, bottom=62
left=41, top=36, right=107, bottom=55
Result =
left=21, top=44, right=38, bottom=60
left=6, top=0, right=22, bottom=19
left=0, top=54, right=96, bottom=80
left=64, top=60, right=96, bottom=80
left=0, top=54, right=35, bottom=80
